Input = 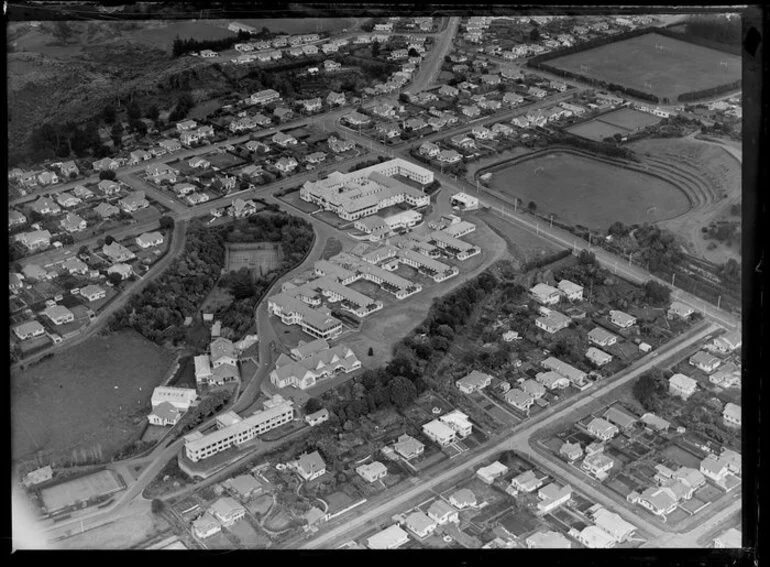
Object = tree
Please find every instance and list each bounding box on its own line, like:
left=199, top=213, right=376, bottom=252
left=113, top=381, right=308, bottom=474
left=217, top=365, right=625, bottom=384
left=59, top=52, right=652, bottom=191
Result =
left=633, top=372, right=663, bottom=411
left=108, top=272, right=123, bottom=286
left=99, top=170, right=117, bottom=181
left=578, top=249, right=597, bottom=266
left=305, top=397, right=324, bottom=414
left=408, top=47, right=419, bottom=58
left=126, top=100, right=142, bottom=122
left=52, top=21, right=73, bottom=43
left=104, top=235, right=115, bottom=245
left=371, top=41, right=381, bottom=58
left=643, top=280, right=671, bottom=307
left=388, top=376, right=417, bottom=408
left=368, top=347, right=374, bottom=356
left=151, top=499, right=166, bottom=514
left=528, top=201, right=537, bottom=212
left=159, top=216, right=175, bottom=230
left=530, top=27, right=541, bottom=41
left=607, top=221, right=630, bottom=238
left=102, top=104, right=117, bottom=124
left=146, top=104, right=160, bottom=121
left=130, top=119, right=148, bottom=137
left=110, top=122, right=124, bottom=147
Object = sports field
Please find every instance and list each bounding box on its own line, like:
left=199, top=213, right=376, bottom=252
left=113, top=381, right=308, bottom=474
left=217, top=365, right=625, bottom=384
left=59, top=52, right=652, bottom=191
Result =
left=485, top=151, right=690, bottom=229
left=225, top=242, right=284, bottom=278
left=40, top=470, right=124, bottom=513
left=566, top=108, right=662, bottom=142
left=11, top=330, right=175, bottom=466
left=547, top=32, right=741, bottom=101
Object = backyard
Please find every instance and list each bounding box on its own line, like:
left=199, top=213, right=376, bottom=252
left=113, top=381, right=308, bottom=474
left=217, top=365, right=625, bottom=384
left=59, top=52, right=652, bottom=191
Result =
left=546, top=32, right=741, bottom=101
left=484, top=150, right=691, bottom=230
left=11, top=330, right=176, bottom=467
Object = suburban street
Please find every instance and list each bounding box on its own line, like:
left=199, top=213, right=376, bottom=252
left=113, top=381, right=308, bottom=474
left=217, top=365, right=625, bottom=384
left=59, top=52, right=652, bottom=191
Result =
left=301, top=321, right=720, bottom=549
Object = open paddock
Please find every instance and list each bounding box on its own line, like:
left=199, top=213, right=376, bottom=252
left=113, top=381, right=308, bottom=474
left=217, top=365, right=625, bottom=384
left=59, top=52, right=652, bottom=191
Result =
left=12, top=330, right=175, bottom=466
left=661, top=443, right=702, bottom=469
left=546, top=32, right=741, bottom=102
left=205, top=151, right=247, bottom=171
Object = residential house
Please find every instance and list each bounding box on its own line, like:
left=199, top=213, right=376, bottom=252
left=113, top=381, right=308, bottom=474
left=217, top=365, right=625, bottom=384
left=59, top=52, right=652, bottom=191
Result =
left=587, top=417, right=619, bottom=441
left=586, top=347, right=613, bottom=367
left=328, top=137, right=355, bottom=153
left=56, top=192, right=81, bottom=209
left=29, top=196, right=62, bottom=216
left=449, top=488, right=477, bottom=509
left=299, top=98, right=323, bottom=113
left=9, top=210, right=27, bottom=228
left=79, top=284, right=106, bottom=302
left=275, top=156, right=299, bottom=173
left=669, top=373, right=698, bottom=400
left=13, top=320, right=46, bottom=341
left=92, top=157, right=120, bottom=172
left=439, top=410, right=473, bottom=438
left=272, top=132, right=297, bottom=147
left=450, top=134, right=476, bottom=150
left=60, top=257, right=88, bottom=275
left=456, top=370, right=493, bottom=394
left=249, top=89, right=281, bottom=106
left=536, top=371, right=570, bottom=390
left=42, top=304, right=75, bottom=326
left=480, top=73, right=501, bottom=86
left=366, top=525, right=410, bottom=550
left=230, top=198, right=258, bottom=219
left=120, top=191, right=149, bottom=213
left=327, top=91, right=346, bottom=106
left=471, top=125, right=495, bottom=140
left=419, top=141, right=440, bottom=158
left=537, top=483, right=572, bottom=514
left=103, top=241, right=136, bottom=262
left=404, top=511, right=437, bottom=539
left=690, top=351, right=721, bottom=374
left=460, top=104, right=481, bottom=118
left=306, top=152, right=327, bottom=165
left=526, top=531, right=573, bottom=549
left=476, top=461, right=508, bottom=484
left=437, top=149, right=462, bottom=164
left=158, top=139, right=182, bottom=153
left=536, top=310, right=571, bottom=334
left=393, top=434, right=424, bottom=460
left=668, top=301, right=695, bottom=319
left=505, top=388, right=534, bottom=411
left=588, top=327, right=618, bottom=347
left=709, top=362, right=740, bottom=388
left=356, top=461, right=387, bottom=483
left=60, top=213, right=87, bottom=233
left=560, top=442, right=583, bottom=462
left=723, top=403, right=741, bottom=427
left=439, top=85, right=460, bottom=98
left=15, top=230, right=52, bottom=251
left=304, top=408, right=330, bottom=427
left=107, top=263, right=133, bottom=280
left=491, top=123, right=514, bottom=137
left=609, top=310, right=637, bottom=328
left=58, top=160, right=79, bottom=178
left=603, top=406, right=637, bottom=431
left=640, top=412, right=670, bottom=432
left=94, top=202, right=119, bottom=218
left=591, top=508, right=637, bottom=543
left=528, top=86, right=548, bottom=98
left=209, top=497, right=246, bottom=526
left=558, top=279, right=583, bottom=301
left=376, top=123, right=401, bottom=139
left=700, top=456, right=730, bottom=486
left=136, top=231, right=164, bottom=249
left=73, top=185, right=94, bottom=200
left=176, top=119, right=198, bottom=131
left=711, top=331, right=741, bottom=353
left=510, top=470, right=544, bottom=493
left=521, top=379, right=546, bottom=400
left=295, top=451, right=327, bottom=481
left=422, top=419, right=456, bottom=447
left=582, top=452, right=614, bottom=478
left=192, top=513, right=222, bottom=539
left=427, top=499, right=459, bottom=525
left=343, top=111, right=371, bottom=127
left=530, top=283, right=561, bottom=305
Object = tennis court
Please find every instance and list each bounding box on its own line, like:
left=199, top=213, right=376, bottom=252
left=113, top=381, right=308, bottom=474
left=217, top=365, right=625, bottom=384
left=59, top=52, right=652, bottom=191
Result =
left=40, top=469, right=124, bottom=513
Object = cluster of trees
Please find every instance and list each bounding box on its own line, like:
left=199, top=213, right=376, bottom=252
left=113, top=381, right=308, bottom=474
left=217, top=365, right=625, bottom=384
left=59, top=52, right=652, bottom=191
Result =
left=555, top=250, right=608, bottom=289
left=167, top=93, right=196, bottom=123
left=678, top=80, right=741, bottom=103
left=702, top=220, right=739, bottom=245
left=666, top=16, right=742, bottom=54
left=176, top=389, right=232, bottom=436
left=718, top=258, right=740, bottom=286
left=549, top=133, right=640, bottom=161
left=106, top=221, right=228, bottom=344
left=642, top=280, right=672, bottom=307
left=171, top=29, right=266, bottom=58
left=633, top=224, right=685, bottom=272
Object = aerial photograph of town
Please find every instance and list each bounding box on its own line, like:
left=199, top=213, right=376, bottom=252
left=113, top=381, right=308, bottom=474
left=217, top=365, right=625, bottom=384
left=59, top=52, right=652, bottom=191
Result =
left=9, top=2, right=754, bottom=555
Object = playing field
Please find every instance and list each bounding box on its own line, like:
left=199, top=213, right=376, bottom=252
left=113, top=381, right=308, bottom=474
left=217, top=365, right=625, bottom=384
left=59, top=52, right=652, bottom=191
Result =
left=40, top=470, right=124, bottom=513
left=485, top=151, right=691, bottom=229
left=225, top=242, right=284, bottom=278
left=547, top=32, right=741, bottom=101
left=11, top=330, right=175, bottom=466
left=566, top=108, right=662, bottom=142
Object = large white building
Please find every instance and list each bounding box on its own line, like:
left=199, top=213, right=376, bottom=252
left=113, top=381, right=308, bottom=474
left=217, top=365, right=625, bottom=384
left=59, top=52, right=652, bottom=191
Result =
left=300, top=158, right=432, bottom=221
left=270, top=343, right=361, bottom=389
left=183, top=395, right=294, bottom=462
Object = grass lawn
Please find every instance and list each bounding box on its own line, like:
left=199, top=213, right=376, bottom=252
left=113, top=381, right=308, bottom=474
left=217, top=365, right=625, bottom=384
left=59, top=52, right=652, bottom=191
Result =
left=12, top=330, right=175, bottom=466
left=485, top=151, right=691, bottom=230
left=547, top=32, right=741, bottom=102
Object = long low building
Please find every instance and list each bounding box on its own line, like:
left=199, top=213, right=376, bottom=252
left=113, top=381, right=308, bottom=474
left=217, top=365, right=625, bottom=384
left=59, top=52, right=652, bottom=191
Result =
left=541, top=356, right=588, bottom=388
left=325, top=250, right=422, bottom=299
left=300, top=158, right=432, bottom=221
left=397, top=247, right=459, bottom=282
left=427, top=229, right=480, bottom=260
left=184, top=396, right=294, bottom=462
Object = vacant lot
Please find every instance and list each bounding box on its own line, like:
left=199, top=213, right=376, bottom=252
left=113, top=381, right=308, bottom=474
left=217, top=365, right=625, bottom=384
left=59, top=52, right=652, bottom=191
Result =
left=547, top=32, right=741, bottom=101
left=12, top=330, right=175, bottom=466
left=40, top=469, right=123, bottom=513
left=225, top=242, right=284, bottom=278
left=485, top=151, right=691, bottom=229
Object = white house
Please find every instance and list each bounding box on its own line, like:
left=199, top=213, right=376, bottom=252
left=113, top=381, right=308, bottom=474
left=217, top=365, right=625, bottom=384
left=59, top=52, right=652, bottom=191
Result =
left=669, top=373, right=698, bottom=400
left=456, top=370, right=493, bottom=393
left=530, top=283, right=561, bottom=305
left=586, top=417, right=619, bottom=441
left=586, top=347, right=613, bottom=367
left=136, top=231, right=164, bottom=249
left=609, top=310, right=637, bottom=329
left=356, top=461, right=387, bottom=483
left=723, top=403, right=741, bottom=427
left=558, top=279, right=583, bottom=301
left=422, top=419, right=456, bottom=447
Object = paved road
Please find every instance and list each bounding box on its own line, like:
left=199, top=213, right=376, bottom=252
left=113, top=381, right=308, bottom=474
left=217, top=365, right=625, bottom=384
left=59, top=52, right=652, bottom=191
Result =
left=644, top=499, right=742, bottom=548
left=301, top=321, right=717, bottom=549
left=406, top=17, right=460, bottom=93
